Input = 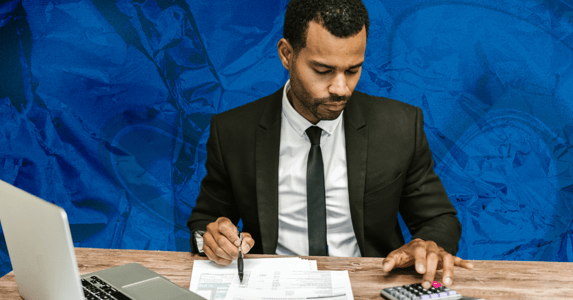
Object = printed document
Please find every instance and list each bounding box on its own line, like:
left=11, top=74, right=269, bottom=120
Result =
left=224, top=269, right=353, bottom=300
left=190, top=257, right=317, bottom=299
left=189, top=258, right=353, bottom=300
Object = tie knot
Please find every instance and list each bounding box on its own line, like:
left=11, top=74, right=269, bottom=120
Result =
left=306, top=126, right=322, bottom=145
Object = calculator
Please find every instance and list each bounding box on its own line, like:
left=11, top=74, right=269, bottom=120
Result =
left=380, top=281, right=461, bottom=300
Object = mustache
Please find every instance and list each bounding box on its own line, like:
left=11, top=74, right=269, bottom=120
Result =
left=316, top=95, right=350, bottom=104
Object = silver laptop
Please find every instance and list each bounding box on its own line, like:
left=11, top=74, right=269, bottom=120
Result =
left=0, top=179, right=204, bottom=300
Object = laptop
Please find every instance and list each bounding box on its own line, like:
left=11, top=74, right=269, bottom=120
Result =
left=0, top=179, right=205, bottom=300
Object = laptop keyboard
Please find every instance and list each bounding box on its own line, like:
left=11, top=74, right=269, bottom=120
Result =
left=82, top=276, right=132, bottom=300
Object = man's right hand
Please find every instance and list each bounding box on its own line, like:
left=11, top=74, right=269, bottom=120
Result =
left=203, top=217, right=255, bottom=266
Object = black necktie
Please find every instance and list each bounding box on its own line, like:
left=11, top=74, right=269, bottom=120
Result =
left=306, top=126, right=327, bottom=256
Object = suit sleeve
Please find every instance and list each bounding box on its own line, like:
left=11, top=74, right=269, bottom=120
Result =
left=399, top=107, right=461, bottom=255
left=187, top=114, right=240, bottom=252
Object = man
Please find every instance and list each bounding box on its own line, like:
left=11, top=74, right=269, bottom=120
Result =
left=187, top=0, right=473, bottom=289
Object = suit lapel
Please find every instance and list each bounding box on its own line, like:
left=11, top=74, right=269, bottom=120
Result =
left=343, top=92, right=368, bottom=255
left=255, top=88, right=283, bottom=254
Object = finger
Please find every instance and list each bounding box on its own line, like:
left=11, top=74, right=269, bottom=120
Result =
left=384, top=245, right=415, bottom=270
left=241, top=232, right=255, bottom=254
left=441, top=253, right=454, bottom=286
left=454, top=257, right=474, bottom=270
left=203, top=243, right=232, bottom=266
left=215, top=233, right=240, bottom=259
left=413, top=246, right=428, bottom=275
left=421, top=244, right=440, bottom=289
left=384, top=245, right=417, bottom=270
left=208, top=219, right=241, bottom=259
left=217, top=218, right=241, bottom=247
left=204, top=230, right=236, bottom=261
left=382, top=256, right=396, bottom=273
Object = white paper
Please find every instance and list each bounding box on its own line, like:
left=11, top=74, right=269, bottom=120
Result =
left=190, top=258, right=317, bottom=300
left=224, top=270, right=354, bottom=300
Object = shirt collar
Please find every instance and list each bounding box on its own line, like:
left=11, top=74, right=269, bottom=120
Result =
left=281, top=80, right=344, bottom=137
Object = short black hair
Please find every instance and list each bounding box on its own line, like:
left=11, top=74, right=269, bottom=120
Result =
left=283, top=0, right=369, bottom=52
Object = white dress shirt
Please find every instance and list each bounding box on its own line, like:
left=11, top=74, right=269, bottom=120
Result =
left=276, top=81, right=361, bottom=257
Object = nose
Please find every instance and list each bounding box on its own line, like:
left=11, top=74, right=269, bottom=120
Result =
left=328, top=73, right=349, bottom=97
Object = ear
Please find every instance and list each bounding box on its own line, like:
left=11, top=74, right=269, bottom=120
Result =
left=277, top=38, right=294, bottom=71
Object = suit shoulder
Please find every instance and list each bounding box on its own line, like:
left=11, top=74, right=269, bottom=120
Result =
left=353, top=90, right=417, bottom=111
left=215, top=89, right=281, bottom=125
left=352, top=90, right=420, bottom=120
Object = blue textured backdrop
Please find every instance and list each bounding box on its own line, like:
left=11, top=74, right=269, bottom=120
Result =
left=1, top=0, right=573, bottom=278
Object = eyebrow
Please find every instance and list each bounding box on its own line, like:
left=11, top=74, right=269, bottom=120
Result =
left=311, top=61, right=364, bottom=70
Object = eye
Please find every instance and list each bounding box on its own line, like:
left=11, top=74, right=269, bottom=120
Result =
left=346, top=69, right=359, bottom=74
left=314, top=69, right=331, bottom=75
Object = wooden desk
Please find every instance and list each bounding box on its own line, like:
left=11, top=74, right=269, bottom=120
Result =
left=0, top=248, right=572, bottom=299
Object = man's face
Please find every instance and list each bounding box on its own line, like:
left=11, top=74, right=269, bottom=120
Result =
left=287, top=21, right=367, bottom=124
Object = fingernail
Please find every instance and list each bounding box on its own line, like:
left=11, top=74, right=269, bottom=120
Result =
left=243, top=244, right=250, bottom=252
left=444, top=277, right=452, bottom=285
left=383, top=262, right=388, bottom=269
left=234, top=240, right=241, bottom=247
left=417, top=263, right=425, bottom=273
left=422, top=281, right=431, bottom=289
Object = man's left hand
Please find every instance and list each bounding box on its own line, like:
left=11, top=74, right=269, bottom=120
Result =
left=382, top=238, right=473, bottom=289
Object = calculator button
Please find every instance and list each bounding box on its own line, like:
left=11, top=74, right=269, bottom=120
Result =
left=382, top=283, right=461, bottom=300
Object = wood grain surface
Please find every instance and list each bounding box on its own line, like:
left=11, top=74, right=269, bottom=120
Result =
left=1, top=248, right=572, bottom=299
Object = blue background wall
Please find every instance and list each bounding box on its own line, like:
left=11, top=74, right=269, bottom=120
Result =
left=1, top=0, right=572, bottom=278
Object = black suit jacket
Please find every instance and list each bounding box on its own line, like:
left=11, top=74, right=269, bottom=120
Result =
left=187, top=87, right=461, bottom=257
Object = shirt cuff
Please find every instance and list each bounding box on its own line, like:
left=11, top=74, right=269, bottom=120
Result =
left=192, top=230, right=207, bottom=256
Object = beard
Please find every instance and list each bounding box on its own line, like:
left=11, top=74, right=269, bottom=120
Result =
left=302, top=95, right=349, bottom=121
left=290, top=77, right=350, bottom=121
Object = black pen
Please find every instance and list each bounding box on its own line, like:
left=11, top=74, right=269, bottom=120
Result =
left=238, top=231, right=244, bottom=282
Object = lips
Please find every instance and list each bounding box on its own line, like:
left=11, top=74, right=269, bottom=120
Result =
left=323, top=102, right=347, bottom=110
